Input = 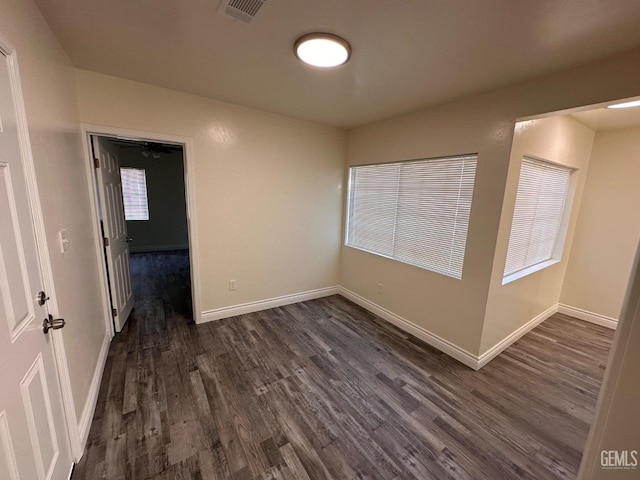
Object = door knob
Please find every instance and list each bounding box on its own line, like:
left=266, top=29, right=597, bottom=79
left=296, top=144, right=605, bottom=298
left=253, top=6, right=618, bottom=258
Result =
left=42, top=314, right=65, bottom=334
left=37, top=291, right=50, bottom=306
left=125, top=237, right=134, bottom=243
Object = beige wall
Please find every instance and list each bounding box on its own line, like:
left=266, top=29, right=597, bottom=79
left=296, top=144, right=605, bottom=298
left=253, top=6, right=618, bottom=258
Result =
left=117, top=145, right=189, bottom=252
left=0, top=0, right=107, bottom=419
left=75, top=70, right=346, bottom=313
left=3, top=0, right=640, bottom=471
left=481, top=116, right=595, bottom=354
left=343, top=99, right=512, bottom=353
left=579, top=246, right=640, bottom=480
left=561, top=126, right=640, bottom=321
left=343, top=49, right=640, bottom=356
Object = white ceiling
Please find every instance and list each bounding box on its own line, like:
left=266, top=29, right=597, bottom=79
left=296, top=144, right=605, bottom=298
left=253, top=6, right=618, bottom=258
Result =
left=34, top=0, right=640, bottom=128
left=571, top=104, right=640, bottom=131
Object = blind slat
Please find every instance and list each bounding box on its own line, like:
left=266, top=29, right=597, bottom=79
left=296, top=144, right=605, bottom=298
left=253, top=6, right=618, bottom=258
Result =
left=121, top=167, right=149, bottom=221
left=503, top=157, right=572, bottom=277
left=346, top=155, right=477, bottom=279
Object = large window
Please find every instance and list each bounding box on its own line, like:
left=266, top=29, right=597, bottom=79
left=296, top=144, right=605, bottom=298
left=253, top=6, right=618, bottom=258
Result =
left=120, top=167, right=149, bottom=221
left=503, top=157, right=573, bottom=282
left=346, top=155, right=478, bottom=279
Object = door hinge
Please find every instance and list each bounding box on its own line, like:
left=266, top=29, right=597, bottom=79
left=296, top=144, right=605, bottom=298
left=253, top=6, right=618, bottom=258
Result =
left=103, top=237, right=110, bottom=247
left=112, top=308, right=118, bottom=317
left=93, top=157, right=100, bottom=168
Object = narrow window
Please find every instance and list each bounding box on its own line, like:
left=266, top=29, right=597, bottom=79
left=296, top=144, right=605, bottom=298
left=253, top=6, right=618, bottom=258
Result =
left=120, top=167, right=149, bottom=221
left=503, top=157, right=573, bottom=281
left=346, top=154, right=478, bottom=279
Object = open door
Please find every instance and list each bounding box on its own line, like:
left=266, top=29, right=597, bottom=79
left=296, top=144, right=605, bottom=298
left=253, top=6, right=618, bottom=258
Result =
left=92, top=136, right=134, bottom=331
left=0, top=50, right=72, bottom=480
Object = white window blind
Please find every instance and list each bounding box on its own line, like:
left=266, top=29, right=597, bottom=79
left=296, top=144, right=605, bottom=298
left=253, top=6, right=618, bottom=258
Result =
left=120, top=167, right=149, bottom=221
left=346, top=155, right=477, bottom=279
left=504, top=157, right=572, bottom=278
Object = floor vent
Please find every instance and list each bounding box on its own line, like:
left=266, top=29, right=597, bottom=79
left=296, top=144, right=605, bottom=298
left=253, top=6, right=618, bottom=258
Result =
left=219, top=0, right=271, bottom=24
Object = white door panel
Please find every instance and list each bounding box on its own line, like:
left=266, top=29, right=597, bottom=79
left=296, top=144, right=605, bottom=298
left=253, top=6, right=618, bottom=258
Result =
left=20, top=355, right=59, bottom=480
left=0, top=49, right=72, bottom=480
left=0, top=163, right=36, bottom=340
left=92, top=136, right=134, bottom=331
left=0, top=410, right=20, bottom=480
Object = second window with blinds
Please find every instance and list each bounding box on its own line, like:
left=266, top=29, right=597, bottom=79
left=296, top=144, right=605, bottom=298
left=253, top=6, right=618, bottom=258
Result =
left=120, top=167, right=150, bottom=221
left=503, top=156, right=574, bottom=283
left=345, top=154, right=478, bottom=279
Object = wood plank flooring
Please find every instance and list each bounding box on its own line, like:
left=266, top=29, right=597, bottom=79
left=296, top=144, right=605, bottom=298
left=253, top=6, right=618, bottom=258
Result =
left=72, top=251, right=614, bottom=480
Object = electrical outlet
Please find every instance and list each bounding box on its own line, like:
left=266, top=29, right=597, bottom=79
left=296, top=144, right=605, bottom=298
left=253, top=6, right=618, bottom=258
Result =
left=229, top=279, right=237, bottom=291
left=377, top=283, right=383, bottom=295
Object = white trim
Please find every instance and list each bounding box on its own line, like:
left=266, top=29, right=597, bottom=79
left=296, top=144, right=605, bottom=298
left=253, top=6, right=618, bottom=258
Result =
left=80, top=124, right=202, bottom=324
left=0, top=35, right=80, bottom=463
left=20, top=353, right=59, bottom=480
left=337, top=286, right=481, bottom=369
left=336, top=288, right=563, bottom=370
left=557, top=304, right=618, bottom=330
left=200, top=288, right=615, bottom=373
left=502, top=258, right=560, bottom=285
left=130, top=243, right=189, bottom=254
left=477, top=303, right=558, bottom=368
left=77, top=333, right=110, bottom=452
left=0, top=161, right=36, bottom=342
left=200, top=286, right=339, bottom=323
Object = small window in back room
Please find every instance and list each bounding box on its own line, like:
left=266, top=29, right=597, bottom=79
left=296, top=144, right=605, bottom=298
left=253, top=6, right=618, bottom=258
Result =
left=503, top=156, right=574, bottom=283
left=345, top=154, right=478, bottom=279
left=120, top=167, right=149, bottom=221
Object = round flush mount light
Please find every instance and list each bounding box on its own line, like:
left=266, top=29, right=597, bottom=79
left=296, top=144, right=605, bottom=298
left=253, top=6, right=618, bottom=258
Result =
left=294, top=33, right=351, bottom=68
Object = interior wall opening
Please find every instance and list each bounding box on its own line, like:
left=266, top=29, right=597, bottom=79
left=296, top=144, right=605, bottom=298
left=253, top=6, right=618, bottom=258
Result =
left=508, top=96, right=640, bottom=331
left=492, top=95, right=640, bottom=473
left=88, top=133, right=193, bottom=333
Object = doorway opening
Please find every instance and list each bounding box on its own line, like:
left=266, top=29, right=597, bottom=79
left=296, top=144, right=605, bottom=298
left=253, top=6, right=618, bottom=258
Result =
left=509, top=98, right=640, bottom=333
left=499, top=95, right=640, bottom=476
left=86, top=131, right=197, bottom=334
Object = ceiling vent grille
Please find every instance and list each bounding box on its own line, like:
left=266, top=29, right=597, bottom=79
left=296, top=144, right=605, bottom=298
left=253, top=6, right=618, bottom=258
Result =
left=219, top=0, right=271, bottom=24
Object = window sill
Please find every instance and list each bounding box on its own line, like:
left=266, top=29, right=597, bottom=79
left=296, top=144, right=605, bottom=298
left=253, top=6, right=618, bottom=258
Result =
left=502, top=259, right=560, bottom=285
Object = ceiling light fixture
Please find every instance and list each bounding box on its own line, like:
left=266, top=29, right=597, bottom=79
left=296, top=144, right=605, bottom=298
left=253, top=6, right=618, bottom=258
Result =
left=294, top=33, right=351, bottom=68
left=607, top=99, right=640, bottom=109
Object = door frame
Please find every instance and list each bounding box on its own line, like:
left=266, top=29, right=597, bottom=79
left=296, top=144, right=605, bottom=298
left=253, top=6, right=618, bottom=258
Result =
left=80, top=123, right=202, bottom=337
left=0, top=34, right=76, bottom=469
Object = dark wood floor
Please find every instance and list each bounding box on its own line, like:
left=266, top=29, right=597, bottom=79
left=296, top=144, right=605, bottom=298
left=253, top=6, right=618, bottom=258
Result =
left=72, top=252, right=614, bottom=480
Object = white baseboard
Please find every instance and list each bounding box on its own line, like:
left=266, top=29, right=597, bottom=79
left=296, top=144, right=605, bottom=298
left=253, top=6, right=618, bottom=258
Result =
left=557, top=304, right=618, bottom=330
left=199, top=287, right=606, bottom=372
left=199, top=286, right=340, bottom=323
left=130, top=243, right=189, bottom=253
left=77, top=332, right=110, bottom=454
left=477, top=303, right=558, bottom=368
left=337, top=287, right=480, bottom=370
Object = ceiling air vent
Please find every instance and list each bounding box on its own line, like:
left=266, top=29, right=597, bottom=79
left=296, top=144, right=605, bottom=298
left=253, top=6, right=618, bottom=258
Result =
left=218, top=0, right=271, bottom=24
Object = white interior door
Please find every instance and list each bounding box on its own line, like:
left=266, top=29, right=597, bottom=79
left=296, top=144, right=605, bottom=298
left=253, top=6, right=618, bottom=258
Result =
left=0, top=50, right=72, bottom=480
left=92, top=136, right=133, bottom=332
